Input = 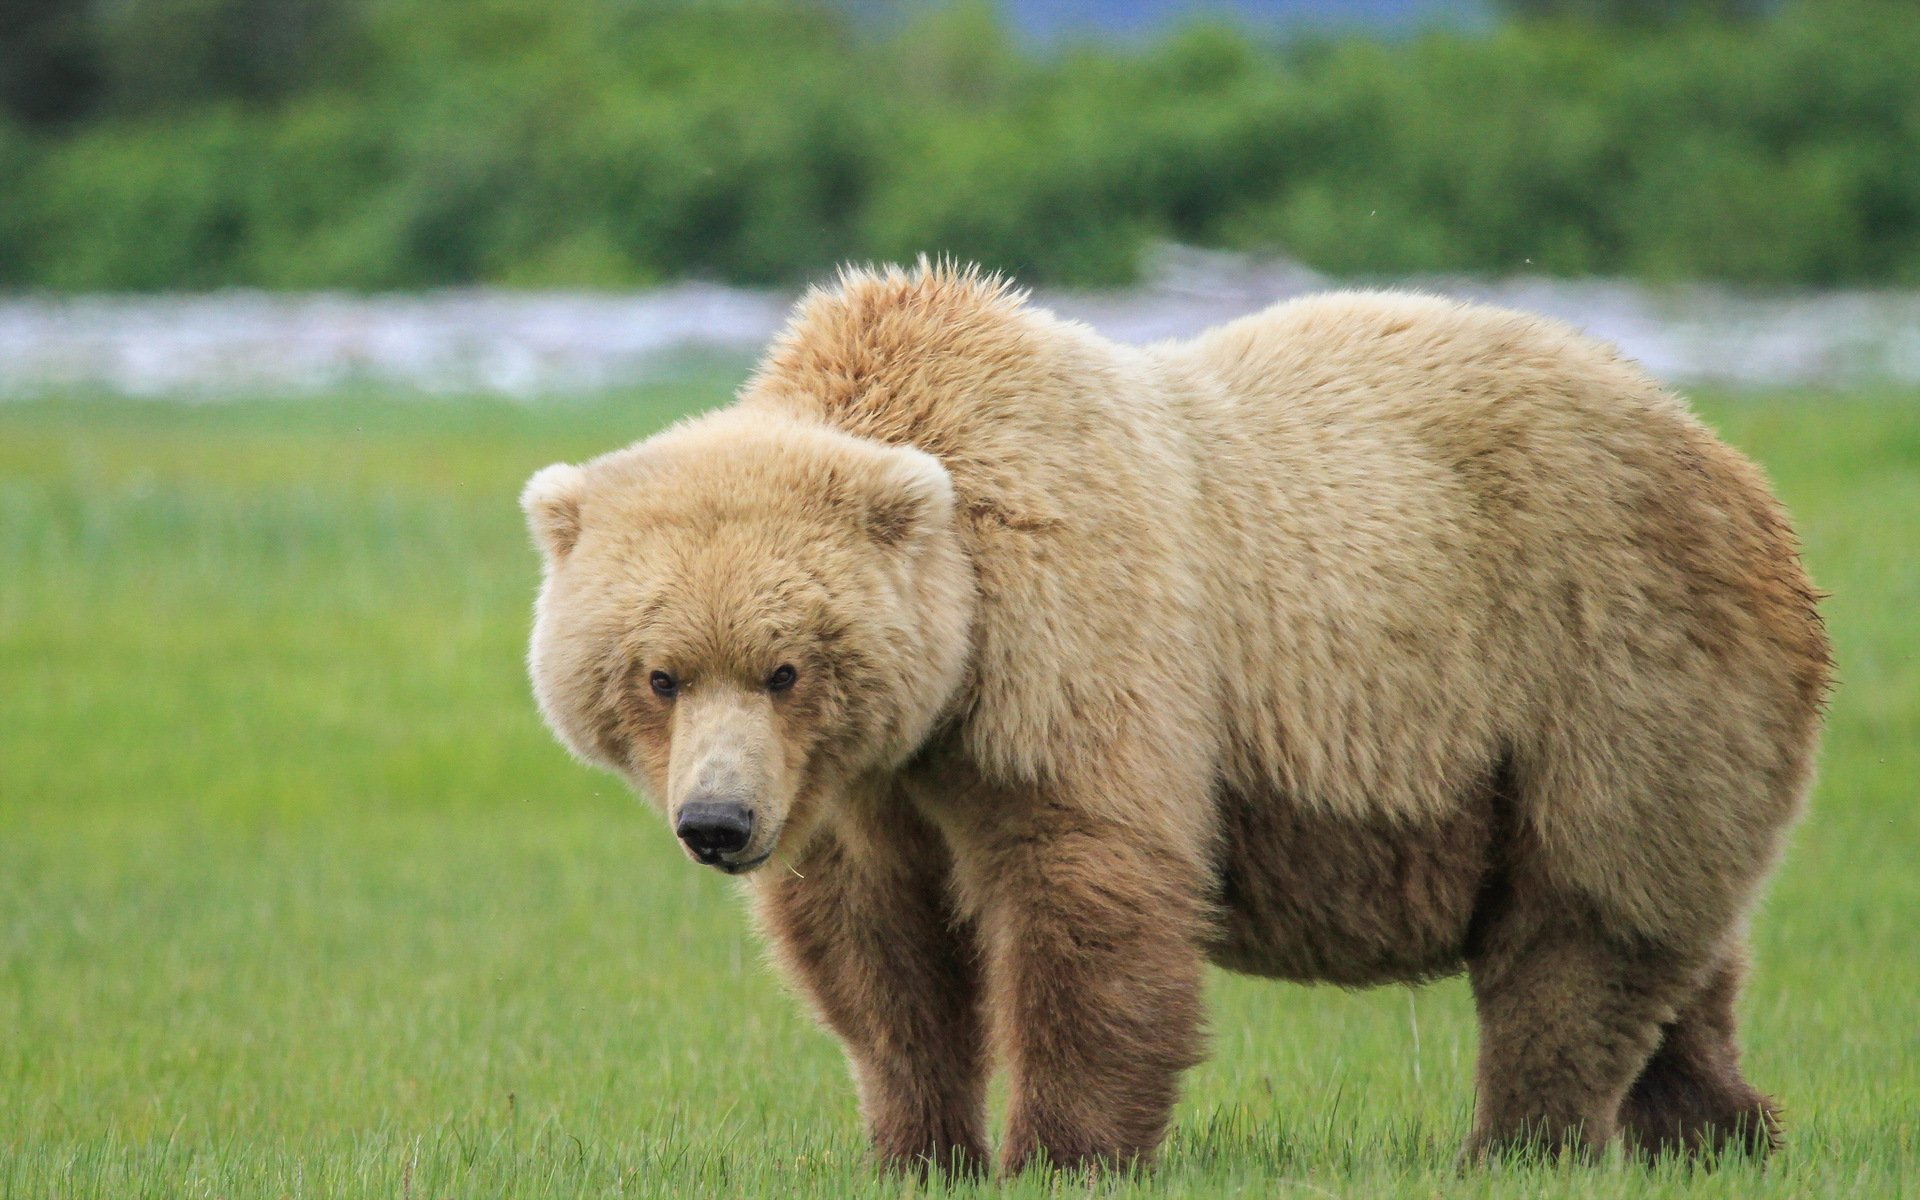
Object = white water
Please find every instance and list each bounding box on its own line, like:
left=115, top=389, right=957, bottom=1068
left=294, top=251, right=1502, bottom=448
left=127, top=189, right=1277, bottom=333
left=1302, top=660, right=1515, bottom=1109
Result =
left=4, top=248, right=1918, bottom=398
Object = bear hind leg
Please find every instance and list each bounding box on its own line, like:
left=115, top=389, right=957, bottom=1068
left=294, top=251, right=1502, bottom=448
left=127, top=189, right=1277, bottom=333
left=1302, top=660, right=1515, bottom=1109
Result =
left=1462, top=904, right=1700, bottom=1162
left=1620, top=953, right=1781, bottom=1161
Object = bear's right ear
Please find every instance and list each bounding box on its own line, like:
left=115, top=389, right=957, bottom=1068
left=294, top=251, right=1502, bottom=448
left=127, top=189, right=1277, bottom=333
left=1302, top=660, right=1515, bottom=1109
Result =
left=521, top=463, right=586, bottom=565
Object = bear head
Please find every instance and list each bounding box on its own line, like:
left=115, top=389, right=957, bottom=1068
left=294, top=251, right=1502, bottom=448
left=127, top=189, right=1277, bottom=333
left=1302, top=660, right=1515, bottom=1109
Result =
left=521, top=411, right=974, bottom=873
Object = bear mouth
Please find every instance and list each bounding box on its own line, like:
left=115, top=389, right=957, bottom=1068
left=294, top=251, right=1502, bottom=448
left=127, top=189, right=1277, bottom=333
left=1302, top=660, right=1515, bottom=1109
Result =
left=714, top=849, right=773, bottom=875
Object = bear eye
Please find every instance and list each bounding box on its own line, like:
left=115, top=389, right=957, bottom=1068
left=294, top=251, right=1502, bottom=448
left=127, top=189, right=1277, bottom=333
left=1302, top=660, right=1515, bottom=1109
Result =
left=766, top=664, right=797, bottom=693
left=648, top=670, right=678, bottom=699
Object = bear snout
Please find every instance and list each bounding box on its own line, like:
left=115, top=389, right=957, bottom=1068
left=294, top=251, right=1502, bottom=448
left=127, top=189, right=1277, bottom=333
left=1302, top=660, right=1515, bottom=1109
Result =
left=675, top=797, right=757, bottom=867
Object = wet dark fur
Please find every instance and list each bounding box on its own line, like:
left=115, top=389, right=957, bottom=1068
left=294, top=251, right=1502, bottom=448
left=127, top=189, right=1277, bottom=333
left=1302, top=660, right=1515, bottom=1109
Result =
left=1206, top=760, right=1516, bottom=986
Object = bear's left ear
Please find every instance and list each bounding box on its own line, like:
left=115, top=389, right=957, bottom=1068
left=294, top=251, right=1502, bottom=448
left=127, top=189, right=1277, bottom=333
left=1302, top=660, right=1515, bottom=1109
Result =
left=521, top=462, right=587, bottom=565
left=864, top=444, right=957, bottom=547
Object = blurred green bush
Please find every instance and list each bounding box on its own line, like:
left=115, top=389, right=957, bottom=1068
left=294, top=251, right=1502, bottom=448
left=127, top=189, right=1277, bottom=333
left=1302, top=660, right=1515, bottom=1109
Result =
left=0, top=0, right=1914, bottom=290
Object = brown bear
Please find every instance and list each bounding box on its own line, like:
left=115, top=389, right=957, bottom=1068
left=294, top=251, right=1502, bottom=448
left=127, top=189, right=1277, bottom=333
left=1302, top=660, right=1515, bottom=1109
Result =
left=520, top=263, right=1829, bottom=1176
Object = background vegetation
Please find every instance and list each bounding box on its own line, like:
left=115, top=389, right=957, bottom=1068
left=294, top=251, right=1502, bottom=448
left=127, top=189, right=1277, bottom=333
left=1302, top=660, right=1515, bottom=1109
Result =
left=2, top=381, right=1916, bottom=1196
left=1, top=0, right=1916, bottom=290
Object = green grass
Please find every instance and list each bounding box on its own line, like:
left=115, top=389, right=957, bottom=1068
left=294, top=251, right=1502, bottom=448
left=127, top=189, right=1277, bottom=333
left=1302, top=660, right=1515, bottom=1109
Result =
left=2, top=384, right=1916, bottom=1198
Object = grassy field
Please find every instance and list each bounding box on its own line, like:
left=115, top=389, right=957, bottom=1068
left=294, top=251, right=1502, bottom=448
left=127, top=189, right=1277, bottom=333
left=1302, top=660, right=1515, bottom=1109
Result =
left=2, top=383, right=1916, bottom=1198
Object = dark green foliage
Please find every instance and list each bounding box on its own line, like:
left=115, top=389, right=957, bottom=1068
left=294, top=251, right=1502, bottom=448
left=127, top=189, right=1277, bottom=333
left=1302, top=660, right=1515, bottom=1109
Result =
left=1497, top=0, right=1775, bottom=25
left=90, top=0, right=365, bottom=114
left=0, top=0, right=364, bottom=127
left=0, top=0, right=1914, bottom=290
left=0, top=0, right=102, bottom=126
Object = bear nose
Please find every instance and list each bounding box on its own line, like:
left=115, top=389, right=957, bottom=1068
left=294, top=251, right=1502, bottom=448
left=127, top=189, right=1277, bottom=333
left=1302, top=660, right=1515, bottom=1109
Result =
left=675, top=799, right=755, bottom=861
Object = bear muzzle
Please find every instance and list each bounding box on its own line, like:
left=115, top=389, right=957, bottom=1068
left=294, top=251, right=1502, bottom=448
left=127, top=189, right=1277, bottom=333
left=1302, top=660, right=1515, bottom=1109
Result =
left=675, top=797, right=767, bottom=872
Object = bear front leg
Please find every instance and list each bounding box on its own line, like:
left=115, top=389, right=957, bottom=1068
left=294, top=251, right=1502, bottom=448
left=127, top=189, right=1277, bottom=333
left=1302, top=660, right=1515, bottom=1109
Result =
left=751, top=805, right=988, bottom=1178
left=944, top=783, right=1211, bottom=1174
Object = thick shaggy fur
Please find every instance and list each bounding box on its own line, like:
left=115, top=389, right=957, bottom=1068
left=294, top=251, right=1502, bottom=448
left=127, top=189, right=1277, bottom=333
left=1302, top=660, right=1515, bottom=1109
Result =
left=521, top=264, right=1829, bottom=1175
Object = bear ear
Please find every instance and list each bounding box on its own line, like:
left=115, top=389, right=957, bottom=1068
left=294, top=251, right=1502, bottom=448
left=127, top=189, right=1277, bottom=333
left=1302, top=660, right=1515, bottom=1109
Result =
left=864, top=445, right=956, bottom=547
left=521, top=462, right=587, bottom=564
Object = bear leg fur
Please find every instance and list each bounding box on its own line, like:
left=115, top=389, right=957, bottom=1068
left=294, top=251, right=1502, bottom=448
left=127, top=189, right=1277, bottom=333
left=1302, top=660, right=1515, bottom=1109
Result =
left=1462, top=900, right=1704, bottom=1162
left=1620, top=951, right=1782, bottom=1161
left=939, top=777, right=1212, bottom=1175
left=753, top=804, right=989, bottom=1178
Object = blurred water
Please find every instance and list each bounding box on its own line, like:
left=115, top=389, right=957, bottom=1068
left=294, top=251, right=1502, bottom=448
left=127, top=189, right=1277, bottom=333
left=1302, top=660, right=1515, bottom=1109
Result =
left=4, top=247, right=1918, bottom=398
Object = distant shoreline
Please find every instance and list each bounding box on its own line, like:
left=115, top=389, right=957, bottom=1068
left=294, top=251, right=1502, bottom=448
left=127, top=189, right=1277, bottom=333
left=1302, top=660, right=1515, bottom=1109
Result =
left=5, top=249, right=1918, bottom=398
